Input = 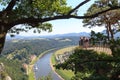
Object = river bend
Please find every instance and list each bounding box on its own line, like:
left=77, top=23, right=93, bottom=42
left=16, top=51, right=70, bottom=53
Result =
left=34, top=51, right=61, bottom=80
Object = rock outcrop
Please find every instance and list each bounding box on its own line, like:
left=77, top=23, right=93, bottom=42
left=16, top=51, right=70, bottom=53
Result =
left=0, top=63, right=12, bottom=80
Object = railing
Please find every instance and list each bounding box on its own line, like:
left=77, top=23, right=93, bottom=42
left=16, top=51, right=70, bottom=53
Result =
left=81, top=41, right=112, bottom=55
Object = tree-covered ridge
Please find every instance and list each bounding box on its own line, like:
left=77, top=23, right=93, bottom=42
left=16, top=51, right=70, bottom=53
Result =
left=0, top=57, right=28, bottom=80
left=2, top=37, right=79, bottom=64
left=0, top=36, right=79, bottom=80
left=2, top=37, right=79, bottom=54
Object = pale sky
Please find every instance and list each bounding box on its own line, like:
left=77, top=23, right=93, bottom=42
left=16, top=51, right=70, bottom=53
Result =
left=8, top=0, right=105, bottom=36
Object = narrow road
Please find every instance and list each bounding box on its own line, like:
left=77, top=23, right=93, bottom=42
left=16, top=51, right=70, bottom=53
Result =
left=34, top=51, right=61, bottom=80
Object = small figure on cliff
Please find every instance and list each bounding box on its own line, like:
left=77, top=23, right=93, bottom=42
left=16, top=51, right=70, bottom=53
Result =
left=79, top=37, right=84, bottom=47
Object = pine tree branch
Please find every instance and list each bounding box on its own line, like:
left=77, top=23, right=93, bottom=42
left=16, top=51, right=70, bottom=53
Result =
left=0, top=0, right=18, bottom=18
left=4, top=0, right=18, bottom=11
left=67, top=0, right=90, bottom=15
left=9, top=5, right=120, bottom=27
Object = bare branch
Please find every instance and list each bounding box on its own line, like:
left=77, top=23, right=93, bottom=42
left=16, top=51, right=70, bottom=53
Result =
left=68, top=0, right=90, bottom=15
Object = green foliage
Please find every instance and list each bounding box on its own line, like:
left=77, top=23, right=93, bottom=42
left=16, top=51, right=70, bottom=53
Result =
left=83, top=0, right=110, bottom=27
left=0, top=57, right=28, bottom=80
left=8, top=22, right=53, bottom=37
left=31, top=0, right=71, bottom=16
left=109, top=38, right=120, bottom=57
left=83, top=0, right=120, bottom=42
left=55, top=47, right=120, bottom=80
left=0, top=0, right=71, bottom=36
left=5, top=0, right=71, bottom=22
left=51, top=47, right=75, bottom=80
left=38, top=73, right=52, bottom=80
left=90, top=30, right=108, bottom=46
left=83, top=0, right=120, bottom=32
left=0, top=0, right=10, bottom=6
left=0, top=71, right=8, bottom=80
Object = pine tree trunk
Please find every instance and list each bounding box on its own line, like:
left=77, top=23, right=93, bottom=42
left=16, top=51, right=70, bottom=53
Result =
left=0, top=25, right=7, bottom=54
left=0, top=32, right=6, bottom=54
left=108, top=22, right=114, bottom=40
left=105, top=24, right=110, bottom=40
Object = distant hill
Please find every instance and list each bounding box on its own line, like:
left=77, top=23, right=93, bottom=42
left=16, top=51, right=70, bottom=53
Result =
left=101, top=30, right=120, bottom=38
left=6, top=32, right=90, bottom=40
left=49, top=32, right=90, bottom=38
left=6, top=31, right=120, bottom=40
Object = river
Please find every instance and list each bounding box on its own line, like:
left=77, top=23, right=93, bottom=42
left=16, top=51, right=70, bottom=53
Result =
left=34, top=50, right=62, bottom=80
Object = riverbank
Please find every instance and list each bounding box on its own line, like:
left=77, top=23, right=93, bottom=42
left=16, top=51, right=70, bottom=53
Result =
left=28, top=46, right=77, bottom=80
left=51, top=46, right=77, bottom=80
left=28, top=48, right=58, bottom=80
left=50, top=56, right=64, bottom=80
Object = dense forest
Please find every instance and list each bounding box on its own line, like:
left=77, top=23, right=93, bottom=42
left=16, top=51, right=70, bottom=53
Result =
left=0, top=36, right=79, bottom=80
